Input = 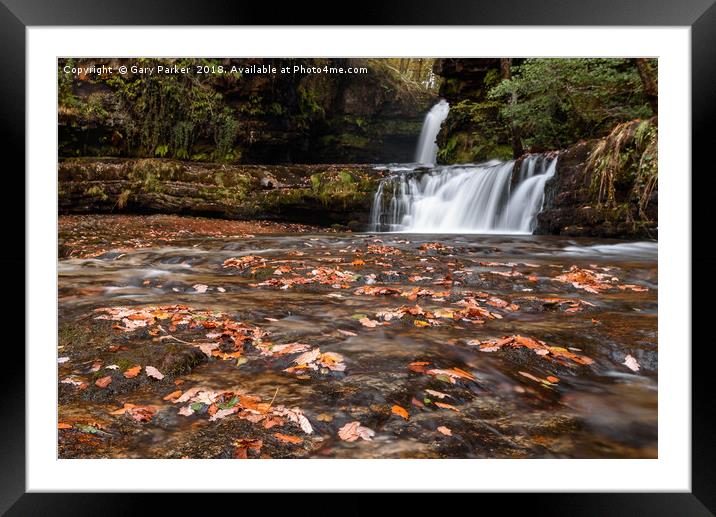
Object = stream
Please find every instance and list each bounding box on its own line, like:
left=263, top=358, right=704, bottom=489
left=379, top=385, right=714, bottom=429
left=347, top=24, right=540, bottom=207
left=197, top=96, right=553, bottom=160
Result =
left=58, top=229, right=657, bottom=459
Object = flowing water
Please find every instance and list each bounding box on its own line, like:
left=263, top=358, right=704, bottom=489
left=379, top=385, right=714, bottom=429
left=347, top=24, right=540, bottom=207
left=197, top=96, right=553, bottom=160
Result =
left=414, top=99, right=450, bottom=165
left=57, top=104, right=656, bottom=459
left=371, top=154, right=557, bottom=234
left=58, top=228, right=657, bottom=459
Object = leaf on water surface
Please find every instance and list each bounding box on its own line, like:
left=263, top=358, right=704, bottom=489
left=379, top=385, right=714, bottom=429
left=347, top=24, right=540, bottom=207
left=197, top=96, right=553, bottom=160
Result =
left=58, top=422, right=72, bottom=430
left=195, top=342, right=220, bottom=357
left=518, top=371, right=557, bottom=387
left=354, top=286, right=400, bottom=296
left=209, top=406, right=239, bottom=421
left=163, top=390, right=183, bottom=401
left=274, top=433, right=303, bottom=444
left=408, top=361, right=430, bottom=373
left=338, top=421, right=375, bottom=442
left=426, top=367, right=477, bottom=383
left=178, top=406, right=195, bottom=417
left=106, top=364, right=119, bottom=370
left=434, top=402, right=460, bottom=412
left=359, top=317, right=379, bottom=328
left=126, top=405, right=157, bottom=422
left=391, top=405, right=409, bottom=420
left=95, top=376, right=112, bottom=388
left=437, top=426, right=452, bottom=436
left=623, top=354, right=641, bottom=372
left=145, top=366, right=165, bottom=380
left=58, top=357, right=70, bottom=364
left=337, top=329, right=357, bottom=337
left=471, top=335, right=594, bottom=366
left=123, top=365, right=141, bottom=378
left=316, top=413, right=333, bottom=422
left=425, top=389, right=451, bottom=399
left=272, top=406, right=314, bottom=434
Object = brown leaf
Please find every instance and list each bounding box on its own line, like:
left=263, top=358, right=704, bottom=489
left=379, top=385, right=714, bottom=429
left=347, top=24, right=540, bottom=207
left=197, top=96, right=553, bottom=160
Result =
left=95, top=376, right=112, bottom=388
left=58, top=422, right=72, bottom=430
left=126, top=405, right=157, bottom=422
left=145, top=365, right=165, bottom=380
left=359, top=317, right=379, bottom=328
left=437, top=426, right=452, bottom=436
left=262, top=416, right=285, bottom=429
left=338, top=421, right=375, bottom=442
left=233, top=438, right=262, bottom=458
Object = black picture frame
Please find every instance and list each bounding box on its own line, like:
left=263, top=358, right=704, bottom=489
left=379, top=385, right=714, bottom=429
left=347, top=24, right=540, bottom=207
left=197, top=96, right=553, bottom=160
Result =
left=2, top=0, right=712, bottom=513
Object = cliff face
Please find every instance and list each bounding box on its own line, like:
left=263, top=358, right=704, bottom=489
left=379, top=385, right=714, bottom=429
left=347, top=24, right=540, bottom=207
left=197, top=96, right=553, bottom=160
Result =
left=536, top=118, right=658, bottom=239
left=59, top=58, right=435, bottom=164
left=58, top=158, right=382, bottom=229
left=433, top=58, right=515, bottom=163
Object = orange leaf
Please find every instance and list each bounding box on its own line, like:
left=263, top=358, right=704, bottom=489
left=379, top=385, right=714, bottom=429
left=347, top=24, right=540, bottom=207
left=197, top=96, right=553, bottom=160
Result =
left=435, top=401, right=460, bottom=412
left=437, top=426, right=452, bottom=436
left=546, top=376, right=560, bottom=384
left=162, top=390, right=182, bottom=401
left=58, top=422, right=72, bottom=430
left=95, top=376, right=112, bottom=388
left=408, top=361, right=430, bottom=373
left=391, top=405, right=409, bottom=420
left=123, top=365, right=141, bottom=378
left=274, top=433, right=303, bottom=444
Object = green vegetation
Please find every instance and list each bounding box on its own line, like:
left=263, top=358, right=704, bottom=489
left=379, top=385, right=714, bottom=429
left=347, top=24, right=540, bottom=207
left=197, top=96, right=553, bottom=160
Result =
left=586, top=118, right=658, bottom=218
left=59, top=58, right=241, bottom=162
left=489, top=58, right=655, bottom=151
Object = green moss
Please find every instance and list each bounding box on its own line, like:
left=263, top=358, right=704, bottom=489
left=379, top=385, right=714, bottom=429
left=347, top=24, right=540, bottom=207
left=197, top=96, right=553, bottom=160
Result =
left=84, top=185, right=108, bottom=201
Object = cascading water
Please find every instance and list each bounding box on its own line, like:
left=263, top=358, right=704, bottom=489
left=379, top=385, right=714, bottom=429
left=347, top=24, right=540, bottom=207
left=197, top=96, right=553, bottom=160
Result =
left=414, top=100, right=450, bottom=165
left=370, top=154, right=558, bottom=234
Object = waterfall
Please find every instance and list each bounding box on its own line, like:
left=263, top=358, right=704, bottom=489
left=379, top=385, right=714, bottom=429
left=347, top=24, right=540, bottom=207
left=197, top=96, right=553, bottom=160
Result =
left=370, top=154, right=558, bottom=234
left=414, top=100, right=450, bottom=165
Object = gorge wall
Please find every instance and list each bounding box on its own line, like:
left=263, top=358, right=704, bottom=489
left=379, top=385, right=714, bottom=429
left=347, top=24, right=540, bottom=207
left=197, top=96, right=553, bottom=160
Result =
left=433, top=58, right=516, bottom=164
left=59, top=58, right=435, bottom=164
left=536, top=118, right=658, bottom=239
left=58, top=158, right=381, bottom=229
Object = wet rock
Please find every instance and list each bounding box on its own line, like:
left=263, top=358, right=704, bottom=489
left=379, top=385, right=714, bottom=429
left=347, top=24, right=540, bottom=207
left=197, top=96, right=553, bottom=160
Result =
left=160, top=346, right=207, bottom=375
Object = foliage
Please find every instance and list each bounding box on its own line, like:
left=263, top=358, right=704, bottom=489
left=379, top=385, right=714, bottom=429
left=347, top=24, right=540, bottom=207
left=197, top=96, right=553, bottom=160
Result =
left=586, top=118, right=658, bottom=217
left=61, top=58, right=240, bottom=162
left=489, top=58, right=655, bottom=150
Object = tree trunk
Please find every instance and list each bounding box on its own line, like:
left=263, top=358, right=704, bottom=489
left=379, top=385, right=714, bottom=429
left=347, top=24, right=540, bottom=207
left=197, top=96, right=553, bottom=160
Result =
left=634, top=58, right=658, bottom=114
left=500, top=59, right=524, bottom=158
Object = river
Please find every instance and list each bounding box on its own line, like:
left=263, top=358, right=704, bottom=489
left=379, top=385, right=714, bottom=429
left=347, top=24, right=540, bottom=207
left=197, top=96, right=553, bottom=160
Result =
left=58, top=226, right=657, bottom=459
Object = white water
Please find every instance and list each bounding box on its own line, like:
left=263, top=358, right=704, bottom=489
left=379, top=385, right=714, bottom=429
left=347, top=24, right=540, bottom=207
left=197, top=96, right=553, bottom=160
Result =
left=371, top=154, right=558, bottom=234
left=414, top=100, right=450, bottom=165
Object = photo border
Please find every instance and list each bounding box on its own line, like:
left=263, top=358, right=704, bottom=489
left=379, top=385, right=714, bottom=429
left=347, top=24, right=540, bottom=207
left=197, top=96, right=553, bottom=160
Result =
left=2, top=0, right=713, bottom=513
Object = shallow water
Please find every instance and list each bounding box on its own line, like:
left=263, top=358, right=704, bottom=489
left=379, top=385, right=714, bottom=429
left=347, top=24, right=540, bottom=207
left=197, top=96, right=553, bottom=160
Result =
left=58, top=232, right=657, bottom=459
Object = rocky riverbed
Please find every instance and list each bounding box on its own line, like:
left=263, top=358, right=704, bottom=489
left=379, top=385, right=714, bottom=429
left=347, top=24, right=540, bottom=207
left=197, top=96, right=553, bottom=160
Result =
left=58, top=215, right=657, bottom=459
